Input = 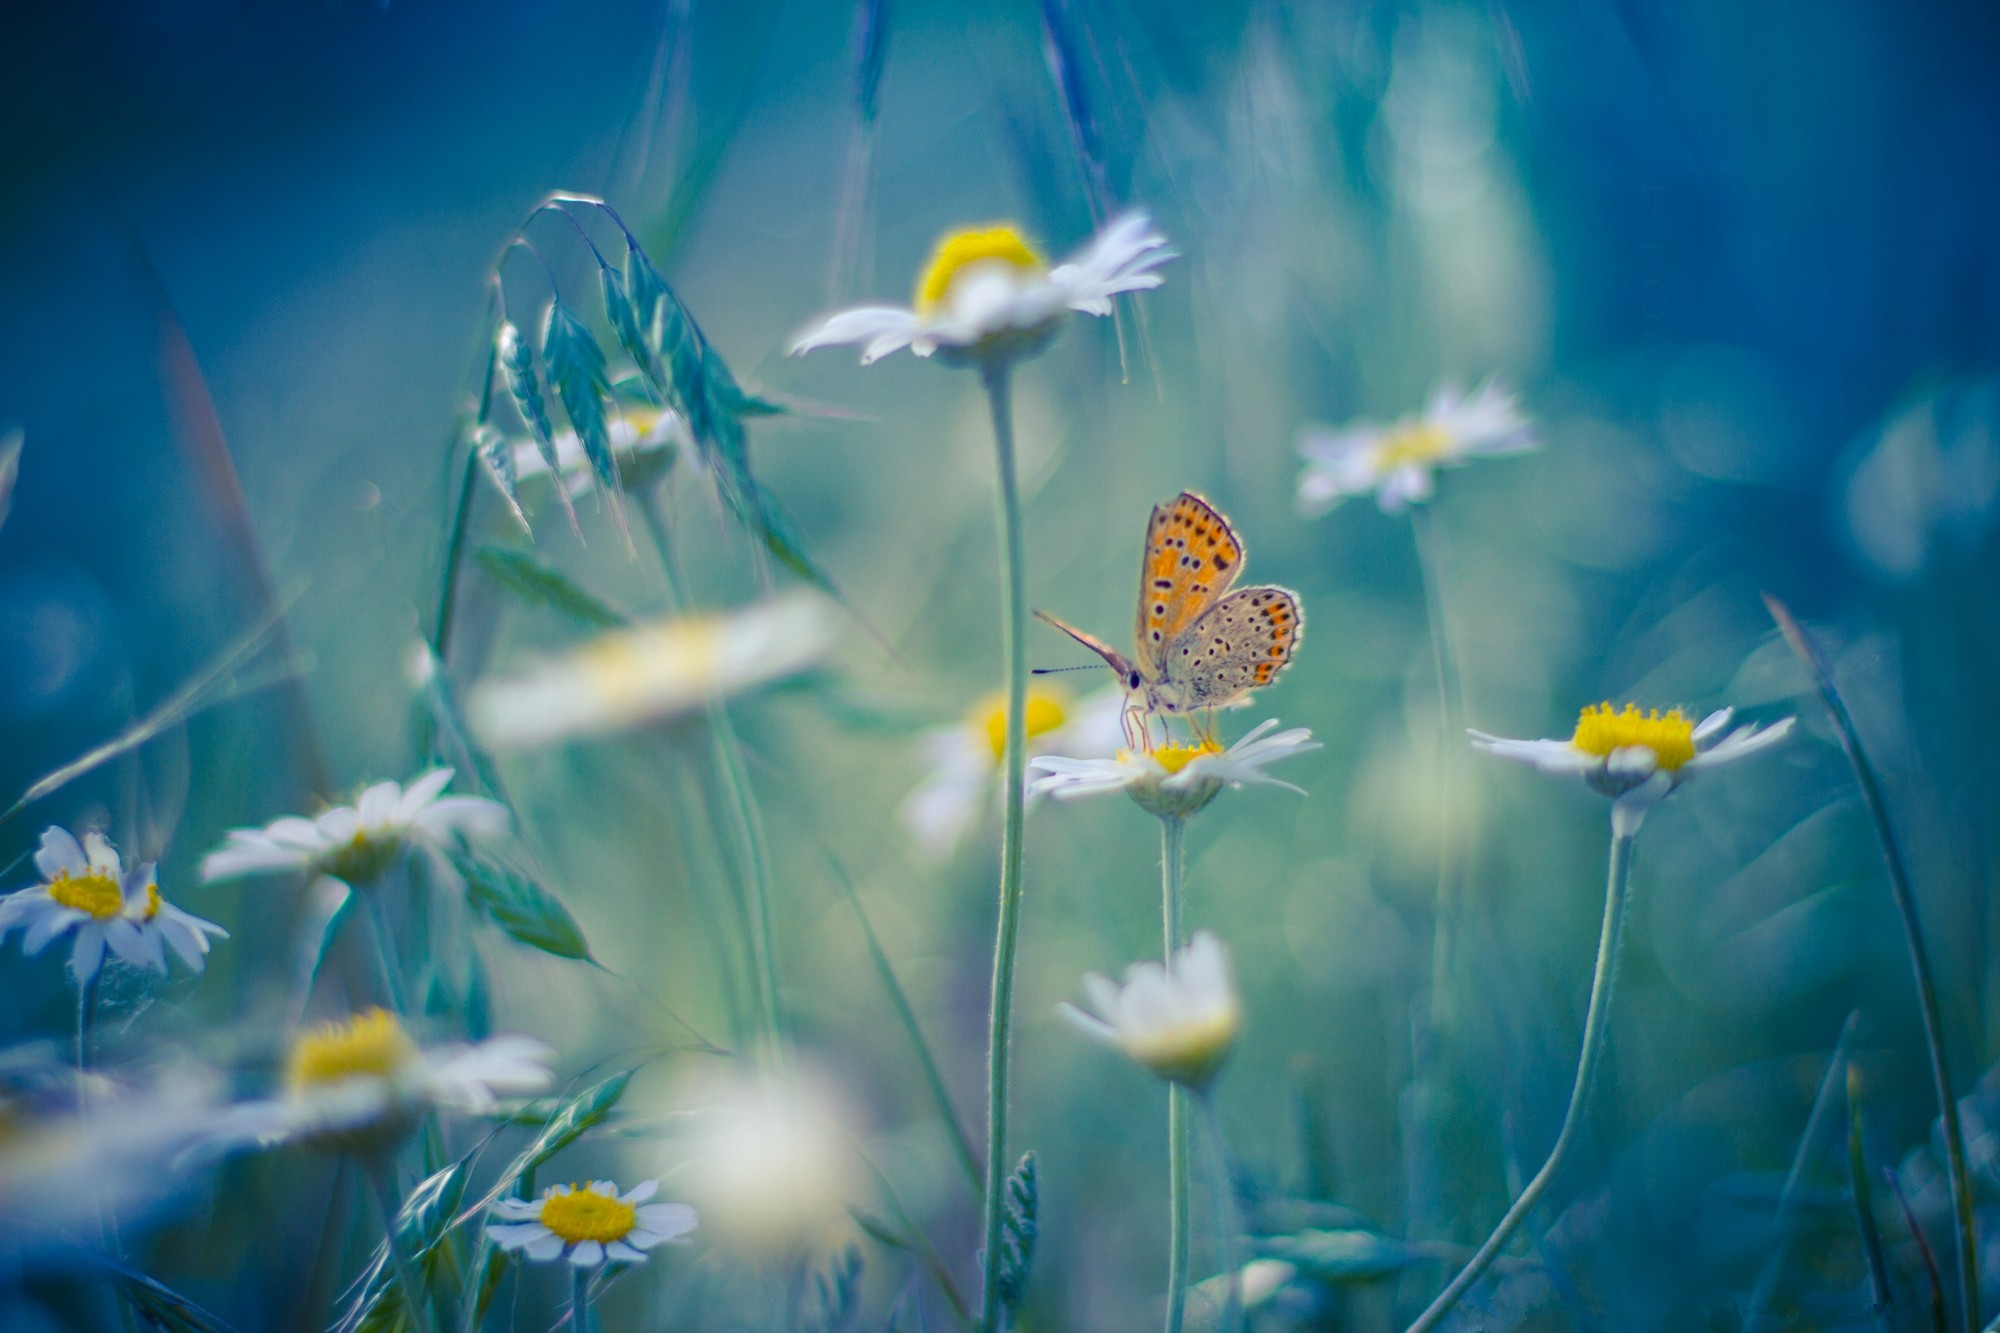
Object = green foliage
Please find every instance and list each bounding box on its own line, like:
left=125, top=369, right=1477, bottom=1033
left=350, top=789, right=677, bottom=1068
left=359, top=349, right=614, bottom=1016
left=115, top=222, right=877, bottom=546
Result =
left=804, top=1243, right=864, bottom=1333
left=452, top=852, right=593, bottom=961
left=346, top=1157, right=475, bottom=1333
left=996, top=1151, right=1038, bottom=1312
left=473, top=545, right=626, bottom=628
left=110, top=1264, right=238, bottom=1333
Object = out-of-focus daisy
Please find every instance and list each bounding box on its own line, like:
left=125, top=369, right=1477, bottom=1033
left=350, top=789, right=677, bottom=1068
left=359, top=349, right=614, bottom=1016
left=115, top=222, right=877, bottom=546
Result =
left=220, top=1007, right=553, bottom=1155
left=1028, top=720, right=1320, bottom=820
left=791, top=213, right=1172, bottom=368
left=201, top=768, right=508, bottom=889
left=489, top=1179, right=698, bottom=1267
left=901, top=683, right=1125, bottom=859
left=1061, top=931, right=1241, bottom=1090
left=0, top=828, right=227, bottom=986
left=467, top=591, right=839, bottom=751
left=1296, top=381, right=1536, bottom=516
left=487, top=405, right=690, bottom=503
left=1473, top=703, right=1794, bottom=835
left=670, top=1063, right=860, bottom=1257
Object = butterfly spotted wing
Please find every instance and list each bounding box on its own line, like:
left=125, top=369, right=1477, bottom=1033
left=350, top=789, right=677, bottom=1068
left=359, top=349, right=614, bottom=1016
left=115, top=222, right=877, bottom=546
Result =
left=1134, top=492, right=1244, bottom=678
left=1165, top=585, right=1303, bottom=709
left=1033, top=610, right=1137, bottom=685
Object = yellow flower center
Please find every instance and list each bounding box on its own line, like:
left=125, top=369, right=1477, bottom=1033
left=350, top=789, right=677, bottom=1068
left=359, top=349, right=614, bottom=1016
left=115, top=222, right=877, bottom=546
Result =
left=1123, top=1008, right=1241, bottom=1087
left=46, top=870, right=124, bottom=920
left=914, top=225, right=1045, bottom=315
left=1151, top=741, right=1223, bottom=775
left=139, top=883, right=161, bottom=921
left=285, top=1009, right=418, bottom=1092
left=539, top=1187, right=638, bottom=1245
left=1374, top=421, right=1454, bottom=469
left=979, top=688, right=1068, bottom=761
left=1570, top=703, right=1696, bottom=771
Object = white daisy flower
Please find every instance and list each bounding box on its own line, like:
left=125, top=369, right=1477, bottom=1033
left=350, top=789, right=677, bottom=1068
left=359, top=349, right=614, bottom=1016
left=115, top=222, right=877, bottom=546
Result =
left=1061, top=931, right=1241, bottom=1089
left=1028, top=719, right=1321, bottom=820
left=489, top=1178, right=699, bottom=1268
left=1296, top=380, right=1537, bottom=516
left=0, top=828, right=227, bottom=987
left=900, top=683, right=1126, bottom=859
left=466, top=591, right=839, bottom=752
left=670, top=1064, right=861, bottom=1257
left=200, top=768, right=508, bottom=889
left=791, top=213, right=1173, bottom=368
left=219, top=1007, right=554, bottom=1155
left=488, top=405, right=690, bottom=502
left=1472, top=703, right=1795, bottom=836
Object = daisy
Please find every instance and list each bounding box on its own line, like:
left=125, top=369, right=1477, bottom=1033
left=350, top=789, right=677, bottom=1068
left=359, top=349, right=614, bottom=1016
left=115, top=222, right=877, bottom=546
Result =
left=900, top=683, right=1125, bottom=859
left=219, top=1007, right=554, bottom=1154
left=670, top=1064, right=861, bottom=1257
left=1061, top=931, right=1241, bottom=1090
left=466, top=591, right=839, bottom=751
left=489, top=1179, right=698, bottom=1268
left=1296, top=380, right=1537, bottom=516
left=200, top=768, right=508, bottom=889
left=488, top=405, right=689, bottom=503
left=0, top=828, right=227, bottom=987
left=1472, top=703, right=1795, bottom=835
left=791, top=213, right=1173, bottom=368
left=1027, top=719, right=1320, bottom=820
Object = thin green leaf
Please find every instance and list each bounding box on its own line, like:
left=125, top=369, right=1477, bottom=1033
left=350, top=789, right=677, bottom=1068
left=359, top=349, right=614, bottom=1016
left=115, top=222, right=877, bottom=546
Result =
left=473, top=546, right=627, bottom=629
left=0, top=427, right=21, bottom=534
left=453, top=853, right=592, bottom=961
left=108, top=1261, right=239, bottom=1333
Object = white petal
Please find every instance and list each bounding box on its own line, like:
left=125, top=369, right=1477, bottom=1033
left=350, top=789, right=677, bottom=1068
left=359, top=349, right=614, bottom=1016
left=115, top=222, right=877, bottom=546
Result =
left=621, top=1179, right=659, bottom=1205
left=791, top=306, right=921, bottom=359
left=396, top=768, right=456, bottom=820
left=71, top=926, right=106, bottom=983
left=23, top=904, right=84, bottom=955
left=605, top=1241, right=647, bottom=1264
left=568, top=1240, right=605, bottom=1267
left=524, top=1232, right=565, bottom=1262
left=633, top=1202, right=700, bottom=1241
left=82, top=832, right=123, bottom=877
left=487, top=1222, right=548, bottom=1249
left=34, top=827, right=87, bottom=879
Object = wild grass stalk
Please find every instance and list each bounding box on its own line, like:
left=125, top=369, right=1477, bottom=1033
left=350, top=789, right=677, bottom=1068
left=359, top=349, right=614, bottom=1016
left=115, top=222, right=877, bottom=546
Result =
left=1765, top=594, right=1977, bottom=1332
left=978, top=361, right=1031, bottom=1332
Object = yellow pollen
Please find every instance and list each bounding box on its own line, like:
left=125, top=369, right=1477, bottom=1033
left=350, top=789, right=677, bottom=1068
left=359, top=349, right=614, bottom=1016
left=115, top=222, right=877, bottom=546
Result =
left=140, top=883, right=161, bottom=921
left=46, top=870, right=125, bottom=920
left=1374, top=421, right=1455, bottom=469
left=285, top=1009, right=418, bottom=1092
left=1146, top=741, right=1224, bottom=776
left=1570, top=703, right=1696, bottom=770
left=979, top=689, right=1067, bottom=761
left=914, top=225, right=1045, bottom=315
left=539, top=1187, right=637, bottom=1245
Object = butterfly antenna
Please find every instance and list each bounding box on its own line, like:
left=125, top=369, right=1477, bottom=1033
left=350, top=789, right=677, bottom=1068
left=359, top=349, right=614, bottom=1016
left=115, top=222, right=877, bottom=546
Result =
left=1030, top=664, right=1108, bottom=675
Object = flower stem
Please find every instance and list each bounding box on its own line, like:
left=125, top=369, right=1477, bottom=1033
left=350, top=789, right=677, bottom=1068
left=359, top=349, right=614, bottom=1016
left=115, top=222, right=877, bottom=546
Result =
left=75, top=970, right=99, bottom=1091
left=1406, top=828, right=1637, bottom=1333
left=978, top=362, right=1030, bottom=1333
left=364, top=1160, right=431, bottom=1333
left=571, top=1266, right=592, bottom=1333
left=1161, top=814, right=1189, bottom=1333
left=429, top=444, right=481, bottom=664
left=363, top=891, right=407, bottom=1015
left=1197, top=1091, right=1244, bottom=1333
left=639, top=486, right=785, bottom=1066
left=1409, top=504, right=1465, bottom=1038
left=1765, top=594, right=1977, bottom=1333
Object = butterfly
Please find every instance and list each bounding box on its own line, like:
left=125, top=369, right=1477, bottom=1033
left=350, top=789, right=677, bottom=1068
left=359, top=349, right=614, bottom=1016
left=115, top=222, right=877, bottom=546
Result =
left=1036, top=491, right=1303, bottom=746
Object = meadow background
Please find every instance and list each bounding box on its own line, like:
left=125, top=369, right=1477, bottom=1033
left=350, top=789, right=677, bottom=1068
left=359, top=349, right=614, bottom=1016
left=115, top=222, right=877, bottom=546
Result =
left=3, top=1, right=2000, bottom=1329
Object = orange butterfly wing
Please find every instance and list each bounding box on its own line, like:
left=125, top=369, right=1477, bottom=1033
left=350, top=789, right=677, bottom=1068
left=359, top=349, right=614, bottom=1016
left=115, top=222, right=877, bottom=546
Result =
left=1135, top=492, right=1245, bottom=676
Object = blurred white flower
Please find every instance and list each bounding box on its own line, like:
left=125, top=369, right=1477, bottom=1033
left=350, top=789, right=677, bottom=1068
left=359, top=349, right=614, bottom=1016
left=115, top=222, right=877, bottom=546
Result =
left=670, top=1064, right=860, bottom=1257
left=1473, top=703, right=1794, bottom=836
left=467, top=591, right=839, bottom=751
left=1061, top=931, right=1241, bottom=1089
left=201, top=768, right=507, bottom=889
left=489, top=1178, right=698, bottom=1268
left=791, top=214, right=1173, bottom=368
left=0, top=828, right=226, bottom=987
left=1296, top=381, right=1536, bottom=515
left=219, top=1008, right=553, bottom=1154
left=901, top=683, right=1125, bottom=859
left=1028, top=720, right=1320, bottom=820
left=488, top=405, right=690, bottom=501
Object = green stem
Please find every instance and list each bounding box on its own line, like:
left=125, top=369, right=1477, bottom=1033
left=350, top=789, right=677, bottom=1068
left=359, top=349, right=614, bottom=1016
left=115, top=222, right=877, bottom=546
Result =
left=1161, top=815, right=1190, bottom=1333
left=363, top=891, right=407, bottom=1015
left=572, top=1266, right=592, bottom=1333
left=1409, top=504, right=1465, bottom=1041
left=1197, top=1092, right=1244, bottom=1333
left=1765, top=594, right=1977, bottom=1333
left=639, top=487, right=784, bottom=1065
left=1406, top=828, right=1637, bottom=1333
left=430, top=446, right=481, bottom=663
left=75, top=970, right=98, bottom=1093
left=978, top=362, right=1029, bottom=1333
left=364, top=1160, right=431, bottom=1333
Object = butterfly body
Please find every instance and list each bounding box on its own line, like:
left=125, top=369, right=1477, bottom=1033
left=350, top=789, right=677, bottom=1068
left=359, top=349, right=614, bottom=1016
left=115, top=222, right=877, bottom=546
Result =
left=1037, top=492, right=1302, bottom=741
